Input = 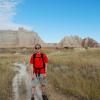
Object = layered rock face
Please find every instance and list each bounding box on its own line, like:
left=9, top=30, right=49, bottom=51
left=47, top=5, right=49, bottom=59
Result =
left=58, top=36, right=82, bottom=48
left=0, top=28, right=43, bottom=48
left=81, top=37, right=98, bottom=48
left=0, top=28, right=99, bottom=48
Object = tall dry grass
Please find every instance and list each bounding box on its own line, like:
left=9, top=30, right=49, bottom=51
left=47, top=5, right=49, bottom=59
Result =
left=0, top=55, right=15, bottom=100
left=0, top=48, right=99, bottom=100
left=48, top=48, right=100, bottom=100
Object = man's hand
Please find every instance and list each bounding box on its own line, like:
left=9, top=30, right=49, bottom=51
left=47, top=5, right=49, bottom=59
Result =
left=32, top=75, right=34, bottom=80
left=43, top=74, right=47, bottom=79
left=32, top=74, right=35, bottom=80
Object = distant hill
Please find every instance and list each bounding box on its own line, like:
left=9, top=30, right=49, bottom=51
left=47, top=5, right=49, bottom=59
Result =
left=81, top=37, right=98, bottom=48
left=58, top=36, right=82, bottom=48
left=0, top=28, right=99, bottom=48
left=0, top=27, right=43, bottom=48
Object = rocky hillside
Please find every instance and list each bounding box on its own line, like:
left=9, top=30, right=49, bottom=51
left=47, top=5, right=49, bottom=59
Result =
left=58, top=36, right=99, bottom=48
left=0, top=28, right=99, bottom=48
left=0, top=27, right=44, bottom=48
left=58, top=36, right=82, bottom=48
left=81, top=37, right=98, bottom=48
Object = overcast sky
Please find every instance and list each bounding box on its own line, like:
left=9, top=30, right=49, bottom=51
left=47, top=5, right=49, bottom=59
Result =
left=0, top=0, right=100, bottom=43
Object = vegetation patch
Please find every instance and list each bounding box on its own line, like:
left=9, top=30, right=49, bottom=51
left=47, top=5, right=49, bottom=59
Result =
left=48, top=48, right=100, bottom=100
left=0, top=55, right=15, bottom=100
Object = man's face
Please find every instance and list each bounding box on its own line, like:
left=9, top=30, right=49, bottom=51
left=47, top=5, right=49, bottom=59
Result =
left=35, top=46, right=41, bottom=52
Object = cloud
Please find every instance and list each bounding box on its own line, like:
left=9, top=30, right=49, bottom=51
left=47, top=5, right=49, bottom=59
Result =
left=0, top=0, right=32, bottom=30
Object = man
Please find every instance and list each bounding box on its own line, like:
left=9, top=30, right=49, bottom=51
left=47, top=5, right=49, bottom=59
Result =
left=30, top=44, right=48, bottom=100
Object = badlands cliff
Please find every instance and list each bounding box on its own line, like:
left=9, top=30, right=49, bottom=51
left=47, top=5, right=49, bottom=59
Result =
left=0, top=28, right=43, bottom=48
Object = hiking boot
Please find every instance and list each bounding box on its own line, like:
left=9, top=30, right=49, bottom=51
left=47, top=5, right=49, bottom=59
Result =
left=31, top=96, right=34, bottom=100
left=42, top=94, right=48, bottom=100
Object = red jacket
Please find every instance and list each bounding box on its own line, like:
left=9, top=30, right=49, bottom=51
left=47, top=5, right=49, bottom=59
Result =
left=30, top=52, right=48, bottom=74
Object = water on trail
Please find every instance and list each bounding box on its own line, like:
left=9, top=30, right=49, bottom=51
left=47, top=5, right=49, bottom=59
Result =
left=12, top=63, right=43, bottom=100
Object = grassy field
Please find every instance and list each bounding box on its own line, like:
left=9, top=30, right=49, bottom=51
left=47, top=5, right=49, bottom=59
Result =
left=48, top=48, right=100, bottom=100
left=0, top=48, right=100, bottom=100
left=0, top=54, right=16, bottom=100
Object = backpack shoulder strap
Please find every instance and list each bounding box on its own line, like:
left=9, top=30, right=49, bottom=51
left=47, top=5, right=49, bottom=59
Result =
left=41, top=53, right=45, bottom=68
left=33, top=53, right=37, bottom=65
left=33, top=53, right=36, bottom=58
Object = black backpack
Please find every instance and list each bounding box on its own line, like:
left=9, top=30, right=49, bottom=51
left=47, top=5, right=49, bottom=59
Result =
left=33, top=53, right=45, bottom=76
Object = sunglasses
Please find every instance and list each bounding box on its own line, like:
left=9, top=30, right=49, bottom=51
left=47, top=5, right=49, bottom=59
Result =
left=35, top=47, right=40, bottom=50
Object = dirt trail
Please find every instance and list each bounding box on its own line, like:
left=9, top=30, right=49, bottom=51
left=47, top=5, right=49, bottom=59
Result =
left=12, top=63, right=67, bottom=100
left=12, top=63, right=44, bottom=100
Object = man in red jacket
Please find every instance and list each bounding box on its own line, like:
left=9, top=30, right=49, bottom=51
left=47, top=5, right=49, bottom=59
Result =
left=30, top=44, right=48, bottom=100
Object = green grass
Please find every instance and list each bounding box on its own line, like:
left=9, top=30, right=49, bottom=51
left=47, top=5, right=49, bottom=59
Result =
left=48, top=48, right=100, bottom=100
